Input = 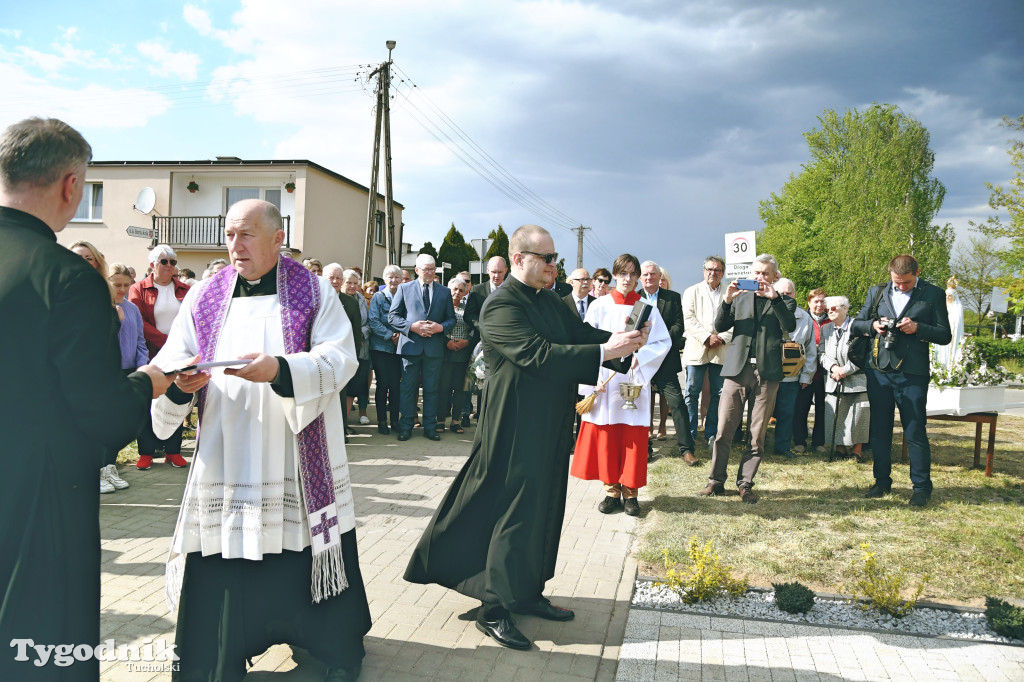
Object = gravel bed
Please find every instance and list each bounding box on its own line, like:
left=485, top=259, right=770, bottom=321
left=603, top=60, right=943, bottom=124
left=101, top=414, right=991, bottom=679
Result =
left=633, top=579, right=1021, bottom=645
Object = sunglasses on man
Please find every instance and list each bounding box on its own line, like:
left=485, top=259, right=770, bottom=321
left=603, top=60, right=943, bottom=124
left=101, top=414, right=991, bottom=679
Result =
left=159, top=258, right=178, bottom=266
left=521, top=251, right=559, bottom=264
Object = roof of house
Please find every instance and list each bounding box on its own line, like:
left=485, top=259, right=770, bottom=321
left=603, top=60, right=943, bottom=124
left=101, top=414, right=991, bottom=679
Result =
left=88, top=158, right=404, bottom=208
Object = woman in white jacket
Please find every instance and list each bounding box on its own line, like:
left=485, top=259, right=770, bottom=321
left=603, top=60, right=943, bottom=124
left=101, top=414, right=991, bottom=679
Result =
left=820, top=295, right=870, bottom=460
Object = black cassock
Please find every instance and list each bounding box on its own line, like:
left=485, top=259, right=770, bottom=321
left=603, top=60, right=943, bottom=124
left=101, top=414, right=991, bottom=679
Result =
left=0, top=207, right=153, bottom=681
left=405, top=276, right=612, bottom=608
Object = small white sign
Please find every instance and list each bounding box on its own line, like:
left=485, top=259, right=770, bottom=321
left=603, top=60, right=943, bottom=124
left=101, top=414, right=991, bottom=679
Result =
left=724, top=231, right=756, bottom=280
left=126, top=226, right=155, bottom=239
left=991, top=286, right=1009, bottom=314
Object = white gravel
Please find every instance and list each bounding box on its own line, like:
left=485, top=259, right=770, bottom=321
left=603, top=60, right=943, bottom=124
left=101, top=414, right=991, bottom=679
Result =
left=633, top=579, right=1022, bottom=645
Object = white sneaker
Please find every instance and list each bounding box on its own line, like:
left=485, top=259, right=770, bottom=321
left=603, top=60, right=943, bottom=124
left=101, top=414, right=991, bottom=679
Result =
left=103, top=464, right=130, bottom=490
left=792, top=445, right=806, bottom=453
left=359, top=416, right=370, bottom=425
left=814, top=445, right=827, bottom=454
left=99, top=472, right=115, bottom=494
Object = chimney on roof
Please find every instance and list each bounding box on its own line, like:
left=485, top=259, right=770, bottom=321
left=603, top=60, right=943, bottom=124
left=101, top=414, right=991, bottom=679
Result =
left=216, top=156, right=242, bottom=162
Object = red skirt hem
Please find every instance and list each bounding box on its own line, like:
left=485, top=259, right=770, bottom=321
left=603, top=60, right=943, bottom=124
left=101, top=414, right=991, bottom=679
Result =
left=570, top=422, right=649, bottom=489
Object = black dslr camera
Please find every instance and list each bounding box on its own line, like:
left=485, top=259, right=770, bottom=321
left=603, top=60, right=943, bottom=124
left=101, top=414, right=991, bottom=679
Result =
left=878, top=318, right=900, bottom=350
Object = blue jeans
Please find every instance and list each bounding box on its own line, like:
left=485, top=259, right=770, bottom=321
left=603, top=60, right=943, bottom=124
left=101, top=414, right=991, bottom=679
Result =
left=865, top=369, right=932, bottom=493
left=772, top=381, right=800, bottom=453
left=684, top=363, right=724, bottom=441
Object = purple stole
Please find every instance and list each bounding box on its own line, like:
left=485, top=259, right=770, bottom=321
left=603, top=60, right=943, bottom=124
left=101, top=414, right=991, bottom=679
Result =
left=192, top=256, right=346, bottom=600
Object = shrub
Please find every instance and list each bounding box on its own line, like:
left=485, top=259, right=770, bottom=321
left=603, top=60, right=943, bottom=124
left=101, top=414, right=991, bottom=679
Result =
left=985, top=597, right=1024, bottom=640
left=655, top=538, right=747, bottom=604
left=845, top=543, right=928, bottom=618
left=773, top=581, right=815, bottom=614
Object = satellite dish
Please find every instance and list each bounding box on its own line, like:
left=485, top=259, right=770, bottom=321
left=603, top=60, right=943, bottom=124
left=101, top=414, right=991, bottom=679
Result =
left=134, top=187, right=156, bottom=215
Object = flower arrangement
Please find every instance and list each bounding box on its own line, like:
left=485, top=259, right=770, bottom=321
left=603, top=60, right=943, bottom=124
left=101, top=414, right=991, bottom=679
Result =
left=186, top=180, right=199, bottom=193
left=285, top=181, right=296, bottom=193
left=930, top=338, right=1022, bottom=387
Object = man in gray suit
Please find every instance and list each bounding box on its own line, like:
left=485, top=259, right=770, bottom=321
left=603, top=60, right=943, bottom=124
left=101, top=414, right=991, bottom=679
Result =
left=389, top=254, right=457, bottom=441
left=698, top=254, right=796, bottom=503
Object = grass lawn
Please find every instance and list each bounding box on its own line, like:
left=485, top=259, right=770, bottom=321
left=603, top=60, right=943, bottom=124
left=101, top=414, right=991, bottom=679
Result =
left=638, top=415, right=1024, bottom=607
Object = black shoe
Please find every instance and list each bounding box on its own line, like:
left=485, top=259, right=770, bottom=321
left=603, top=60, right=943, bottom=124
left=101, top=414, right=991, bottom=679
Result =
left=324, top=664, right=361, bottom=682
left=623, top=497, right=641, bottom=516
left=425, top=430, right=441, bottom=441
left=476, top=611, right=530, bottom=650
left=461, top=415, right=471, bottom=428
left=513, top=596, right=575, bottom=621
left=397, top=431, right=411, bottom=442
left=776, top=450, right=797, bottom=459
left=598, top=496, right=623, bottom=514
left=864, top=482, right=891, bottom=498
left=377, top=424, right=390, bottom=435
left=908, top=491, right=931, bottom=507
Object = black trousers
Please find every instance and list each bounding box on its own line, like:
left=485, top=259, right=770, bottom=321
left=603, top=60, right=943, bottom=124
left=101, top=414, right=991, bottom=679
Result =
left=137, top=413, right=185, bottom=457
left=370, top=350, right=401, bottom=427
left=653, top=370, right=695, bottom=453
left=437, top=359, right=470, bottom=423
left=793, top=375, right=826, bottom=448
left=174, top=533, right=370, bottom=682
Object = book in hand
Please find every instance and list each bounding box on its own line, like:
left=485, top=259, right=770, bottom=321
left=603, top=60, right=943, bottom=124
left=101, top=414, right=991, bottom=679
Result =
left=624, top=299, right=654, bottom=332
left=162, top=359, right=253, bottom=376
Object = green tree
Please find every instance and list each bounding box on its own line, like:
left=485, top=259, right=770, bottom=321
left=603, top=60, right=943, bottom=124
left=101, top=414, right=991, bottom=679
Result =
left=950, top=233, right=1007, bottom=335
left=418, top=241, right=438, bottom=259
left=556, top=257, right=567, bottom=283
left=973, top=115, right=1024, bottom=313
left=484, top=225, right=510, bottom=265
left=437, top=223, right=476, bottom=279
left=758, top=104, right=953, bottom=308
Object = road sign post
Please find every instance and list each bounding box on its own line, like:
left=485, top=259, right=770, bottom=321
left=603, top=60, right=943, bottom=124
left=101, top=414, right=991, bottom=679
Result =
left=125, top=226, right=156, bottom=240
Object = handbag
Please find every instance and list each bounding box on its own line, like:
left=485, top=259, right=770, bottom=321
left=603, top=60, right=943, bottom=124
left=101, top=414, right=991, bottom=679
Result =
left=781, top=331, right=806, bottom=378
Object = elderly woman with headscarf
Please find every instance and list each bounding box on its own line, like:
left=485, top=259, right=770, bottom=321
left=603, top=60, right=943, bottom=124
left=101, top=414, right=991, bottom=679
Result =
left=128, top=244, right=191, bottom=470
left=819, top=295, right=870, bottom=460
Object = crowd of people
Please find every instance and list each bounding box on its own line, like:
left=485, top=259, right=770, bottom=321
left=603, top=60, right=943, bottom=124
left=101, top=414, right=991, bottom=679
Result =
left=2, top=116, right=954, bottom=679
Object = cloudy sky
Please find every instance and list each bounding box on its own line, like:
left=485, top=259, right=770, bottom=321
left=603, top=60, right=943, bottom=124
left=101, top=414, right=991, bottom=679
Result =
left=2, top=0, right=1022, bottom=281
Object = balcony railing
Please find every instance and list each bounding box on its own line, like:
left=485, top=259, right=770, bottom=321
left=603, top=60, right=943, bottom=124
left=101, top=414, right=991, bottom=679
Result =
left=152, top=215, right=291, bottom=248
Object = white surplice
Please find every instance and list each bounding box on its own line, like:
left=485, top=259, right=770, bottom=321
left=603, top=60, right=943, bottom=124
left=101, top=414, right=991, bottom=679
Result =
left=578, top=293, right=670, bottom=427
left=151, top=278, right=358, bottom=606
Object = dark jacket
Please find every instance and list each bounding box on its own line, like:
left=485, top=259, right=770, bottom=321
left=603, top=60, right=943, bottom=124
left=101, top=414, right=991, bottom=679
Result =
left=464, top=281, right=497, bottom=333
left=715, top=292, right=797, bottom=382
left=850, top=279, right=951, bottom=376
left=640, top=287, right=684, bottom=380
left=0, top=207, right=153, bottom=679
left=562, top=292, right=595, bottom=320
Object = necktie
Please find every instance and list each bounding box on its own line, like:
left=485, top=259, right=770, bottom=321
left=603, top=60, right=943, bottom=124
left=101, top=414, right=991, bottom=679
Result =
left=577, top=300, right=585, bottom=320
left=421, top=283, right=430, bottom=311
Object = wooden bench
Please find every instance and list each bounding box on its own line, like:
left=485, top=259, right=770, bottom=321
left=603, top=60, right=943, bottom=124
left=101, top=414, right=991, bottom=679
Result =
left=900, top=411, right=998, bottom=476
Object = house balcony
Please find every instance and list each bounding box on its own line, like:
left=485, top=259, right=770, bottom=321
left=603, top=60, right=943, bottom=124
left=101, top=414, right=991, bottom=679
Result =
left=151, top=215, right=292, bottom=249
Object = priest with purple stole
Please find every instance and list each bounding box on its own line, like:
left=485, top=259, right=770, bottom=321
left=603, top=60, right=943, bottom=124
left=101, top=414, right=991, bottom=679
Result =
left=151, top=199, right=369, bottom=682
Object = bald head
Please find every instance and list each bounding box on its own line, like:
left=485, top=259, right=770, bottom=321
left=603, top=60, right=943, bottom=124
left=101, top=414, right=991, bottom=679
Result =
left=486, top=255, right=508, bottom=287
left=509, top=224, right=556, bottom=290
left=225, top=199, right=285, bottom=280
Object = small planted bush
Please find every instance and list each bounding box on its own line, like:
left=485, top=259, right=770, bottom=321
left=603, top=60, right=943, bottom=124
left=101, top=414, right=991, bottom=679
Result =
left=655, top=537, right=747, bottom=604
left=985, top=597, right=1024, bottom=640
left=772, top=581, right=815, bottom=614
left=845, top=543, right=928, bottom=618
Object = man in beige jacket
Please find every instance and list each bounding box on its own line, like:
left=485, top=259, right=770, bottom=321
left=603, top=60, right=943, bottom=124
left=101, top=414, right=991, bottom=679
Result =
left=681, top=256, right=733, bottom=447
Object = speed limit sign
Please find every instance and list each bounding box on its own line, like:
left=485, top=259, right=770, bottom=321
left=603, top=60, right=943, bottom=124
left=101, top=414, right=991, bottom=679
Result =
left=724, top=231, right=756, bottom=279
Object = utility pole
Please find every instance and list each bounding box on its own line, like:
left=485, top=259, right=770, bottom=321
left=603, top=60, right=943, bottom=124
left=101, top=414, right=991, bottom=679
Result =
left=573, top=224, right=590, bottom=269
left=362, top=40, right=398, bottom=279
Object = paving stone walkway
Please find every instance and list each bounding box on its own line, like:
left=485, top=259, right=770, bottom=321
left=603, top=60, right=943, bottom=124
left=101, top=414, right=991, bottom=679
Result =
left=97, top=418, right=1024, bottom=681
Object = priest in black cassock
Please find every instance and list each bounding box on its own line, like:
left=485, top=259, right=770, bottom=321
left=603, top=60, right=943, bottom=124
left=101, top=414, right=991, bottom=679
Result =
left=0, top=118, right=173, bottom=681
left=404, top=224, right=647, bottom=651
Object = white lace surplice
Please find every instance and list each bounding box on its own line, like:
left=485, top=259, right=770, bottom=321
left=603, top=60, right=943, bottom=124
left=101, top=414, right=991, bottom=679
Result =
left=150, top=280, right=358, bottom=606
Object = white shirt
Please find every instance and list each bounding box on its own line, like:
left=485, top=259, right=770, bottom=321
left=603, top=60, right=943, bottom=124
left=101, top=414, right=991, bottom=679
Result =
left=891, top=282, right=915, bottom=318
left=153, top=281, right=181, bottom=334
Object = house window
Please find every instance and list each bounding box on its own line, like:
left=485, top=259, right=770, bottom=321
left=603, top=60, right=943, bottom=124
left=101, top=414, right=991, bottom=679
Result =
left=73, top=183, right=103, bottom=221
left=374, top=212, right=384, bottom=246
left=226, top=187, right=282, bottom=211
left=264, top=189, right=282, bottom=210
